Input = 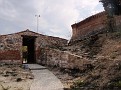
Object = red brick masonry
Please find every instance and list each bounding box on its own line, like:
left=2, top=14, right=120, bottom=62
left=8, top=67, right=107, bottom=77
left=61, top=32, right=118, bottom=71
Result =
left=71, top=11, right=121, bottom=42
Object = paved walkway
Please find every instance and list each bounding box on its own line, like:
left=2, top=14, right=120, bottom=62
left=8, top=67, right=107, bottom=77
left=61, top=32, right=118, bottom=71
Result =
left=26, top=64, right=64, bottom=90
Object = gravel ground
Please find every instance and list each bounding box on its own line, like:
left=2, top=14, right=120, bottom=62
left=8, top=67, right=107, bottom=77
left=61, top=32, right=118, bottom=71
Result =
left=0, top=64, right=34, bottom=90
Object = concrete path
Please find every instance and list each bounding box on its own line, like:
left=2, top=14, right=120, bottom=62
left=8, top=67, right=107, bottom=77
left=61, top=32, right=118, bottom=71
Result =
left=26, top=64, right=64, bottom=90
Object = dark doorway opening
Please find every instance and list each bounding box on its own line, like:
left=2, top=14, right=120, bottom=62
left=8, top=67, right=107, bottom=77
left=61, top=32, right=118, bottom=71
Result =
left=22, top=36, right=36, bottom=64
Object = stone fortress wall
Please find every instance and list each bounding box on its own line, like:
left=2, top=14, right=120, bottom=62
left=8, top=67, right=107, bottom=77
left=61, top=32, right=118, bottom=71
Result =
left=70, top=11, right=121, bottom=43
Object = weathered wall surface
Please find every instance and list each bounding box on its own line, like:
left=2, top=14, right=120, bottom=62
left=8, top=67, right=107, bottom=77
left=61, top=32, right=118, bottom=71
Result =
left=71, top=11, right=121, bottom=43
left=38, top=48, right=91, bottom=70
left=35, top=32, right=67, bottom=62
left=0, top=30, right=67, bottom=64
left=71, top=12, right=106, bottom=42
left=0, top=34, right=22, bottom=64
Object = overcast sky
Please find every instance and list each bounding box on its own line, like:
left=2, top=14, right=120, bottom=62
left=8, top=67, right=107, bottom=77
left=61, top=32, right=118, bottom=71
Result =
left=0, top=0, right=104, bottom=40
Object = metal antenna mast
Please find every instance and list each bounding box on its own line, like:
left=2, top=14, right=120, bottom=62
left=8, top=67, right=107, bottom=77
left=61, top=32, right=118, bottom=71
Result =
left=35, top=15, right=40, bottom=33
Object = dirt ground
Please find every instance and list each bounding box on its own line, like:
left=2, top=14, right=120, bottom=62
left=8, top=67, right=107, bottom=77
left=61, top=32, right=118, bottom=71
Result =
left=0, top=64, right=34, bottom=90
left=47, top=66, right=80, bottom=89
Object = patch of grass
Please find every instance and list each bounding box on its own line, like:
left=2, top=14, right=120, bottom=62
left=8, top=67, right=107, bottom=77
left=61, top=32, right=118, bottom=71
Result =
left=108, top=77, right=121, bottom=88
left=70, top=80, right=85, bottom=90
left=109, top=31, right=121, bottom=39
left=108, top=81, right=121, bottom=89
left=114, top=81, right=121, bottom=87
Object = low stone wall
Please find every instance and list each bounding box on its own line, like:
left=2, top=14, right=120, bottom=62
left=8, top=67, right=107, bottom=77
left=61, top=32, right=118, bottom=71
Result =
left=40, top=48, right=91, bottom=70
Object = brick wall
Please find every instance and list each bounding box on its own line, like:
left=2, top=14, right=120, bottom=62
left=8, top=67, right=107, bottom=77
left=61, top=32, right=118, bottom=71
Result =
left=70, top=11, right=121, bottom=43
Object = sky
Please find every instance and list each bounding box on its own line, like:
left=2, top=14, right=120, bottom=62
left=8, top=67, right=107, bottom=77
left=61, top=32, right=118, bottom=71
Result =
left=0, top=0, right=104, bottom=40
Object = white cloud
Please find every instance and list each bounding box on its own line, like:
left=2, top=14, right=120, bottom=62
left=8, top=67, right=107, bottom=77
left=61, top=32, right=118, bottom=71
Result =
left=0, top=0, right=17, bottom=21
left=0, top=0, right=104, bottom=40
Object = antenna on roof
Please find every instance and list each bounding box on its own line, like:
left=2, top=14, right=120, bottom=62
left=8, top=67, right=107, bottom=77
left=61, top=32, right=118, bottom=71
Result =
left=35, top=15, right=40, bottom=33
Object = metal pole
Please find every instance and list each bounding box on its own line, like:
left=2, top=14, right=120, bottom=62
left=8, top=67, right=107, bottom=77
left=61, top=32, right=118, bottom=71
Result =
left=35, top=15, right=40, bottom=33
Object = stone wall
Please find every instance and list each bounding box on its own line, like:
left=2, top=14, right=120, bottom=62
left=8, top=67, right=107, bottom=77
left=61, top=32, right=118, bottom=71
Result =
left=35, top=32, right=67, bottom=62
left=70, top=11, right=121, bottom=43
left=39, top=48, right=91, bottom=70
left=0, top=34, right=22, bottom=64
left=0, top=30, right=67, bottom=64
